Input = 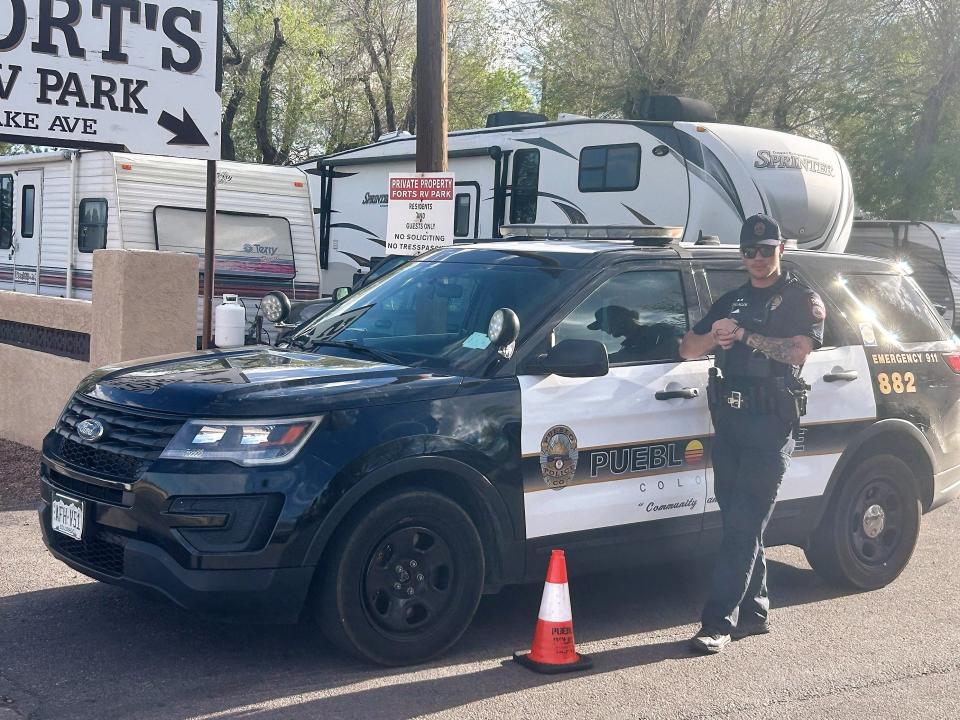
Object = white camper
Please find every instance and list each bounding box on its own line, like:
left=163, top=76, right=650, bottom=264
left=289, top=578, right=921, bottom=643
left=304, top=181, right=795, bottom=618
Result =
left=847, top=219, right=960, bottom=331
left=0, top=150, right=320, bottom=335
left=297, top=111, right=855, bottom=289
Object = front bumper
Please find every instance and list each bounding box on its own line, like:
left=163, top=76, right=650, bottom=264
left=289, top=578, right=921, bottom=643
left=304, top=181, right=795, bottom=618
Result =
left=38, top=452, right=317, bottom=623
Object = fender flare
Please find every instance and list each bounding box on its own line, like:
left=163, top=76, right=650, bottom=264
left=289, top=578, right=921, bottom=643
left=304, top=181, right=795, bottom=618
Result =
left=809, top=418, right=935, bottom=530
left=302, top=455, right=523, bottom=584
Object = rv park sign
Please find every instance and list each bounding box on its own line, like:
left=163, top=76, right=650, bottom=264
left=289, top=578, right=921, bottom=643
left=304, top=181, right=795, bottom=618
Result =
left=386, top=173, right=455, bottom=256
left=0, top=0, right=221, bottom=160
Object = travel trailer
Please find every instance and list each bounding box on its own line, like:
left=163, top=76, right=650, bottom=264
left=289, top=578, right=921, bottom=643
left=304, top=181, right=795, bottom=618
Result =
left=298, top=107, right=856, bottom=290
left=0, top=150, right=320, bottom=335
left=846, top=220, right=960, bottom=331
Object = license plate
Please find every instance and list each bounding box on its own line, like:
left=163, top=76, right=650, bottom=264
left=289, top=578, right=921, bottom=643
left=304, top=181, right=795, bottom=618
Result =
left=51, top=492, right=84, bottom=540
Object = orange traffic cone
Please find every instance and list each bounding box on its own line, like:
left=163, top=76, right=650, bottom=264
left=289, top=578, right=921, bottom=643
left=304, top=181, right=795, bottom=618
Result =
left=513, top=549, right=592, bottom=673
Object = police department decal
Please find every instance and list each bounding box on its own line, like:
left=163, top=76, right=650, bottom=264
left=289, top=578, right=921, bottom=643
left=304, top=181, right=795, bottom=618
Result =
left=754, top=222, right=766, bottom=236
left=540, top=425, right=579, bottom=490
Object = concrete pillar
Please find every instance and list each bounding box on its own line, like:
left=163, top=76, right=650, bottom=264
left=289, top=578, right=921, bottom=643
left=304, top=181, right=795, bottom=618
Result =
left=90, top=249, right=198, bottom=367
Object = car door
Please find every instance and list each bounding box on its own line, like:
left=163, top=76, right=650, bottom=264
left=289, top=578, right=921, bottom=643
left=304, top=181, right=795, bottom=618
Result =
left=696, top=261, right=878, bottom=542
left=518, top=262, right=712, bottom=567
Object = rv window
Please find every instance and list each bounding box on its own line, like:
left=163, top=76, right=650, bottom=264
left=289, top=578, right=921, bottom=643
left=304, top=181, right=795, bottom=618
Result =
left=20, top=186, right=35, bottom=239
left=78, top=199, right=108, bottom=253
left=510, top=149, right=540, bottom=223
left=578, top=144, right=641, bottom=192
left=454, top=193, right=471, bottom=237
left=0, top=175, right=12, bottom=250
left=154, top=206, right=296, bottom=279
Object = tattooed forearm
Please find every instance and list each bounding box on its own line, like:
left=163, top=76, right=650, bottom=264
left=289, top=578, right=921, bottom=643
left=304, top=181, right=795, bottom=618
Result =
left=741, top=331, right=812, bottom=365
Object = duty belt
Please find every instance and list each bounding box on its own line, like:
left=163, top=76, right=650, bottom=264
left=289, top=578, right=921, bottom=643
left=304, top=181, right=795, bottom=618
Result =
left=719, top=386, right=779, bottom=413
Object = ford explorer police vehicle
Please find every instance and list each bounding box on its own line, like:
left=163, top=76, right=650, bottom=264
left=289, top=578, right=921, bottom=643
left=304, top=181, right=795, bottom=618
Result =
left=39, top=226, right=960, bottom=666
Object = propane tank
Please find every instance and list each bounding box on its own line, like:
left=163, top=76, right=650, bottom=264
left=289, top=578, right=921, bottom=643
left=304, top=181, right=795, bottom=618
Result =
left=214, top=294, right=246, bottom=348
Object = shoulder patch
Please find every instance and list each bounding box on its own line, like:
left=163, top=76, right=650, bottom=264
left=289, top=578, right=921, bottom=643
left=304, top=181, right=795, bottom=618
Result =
left=810, top=293, right=826, bottom=321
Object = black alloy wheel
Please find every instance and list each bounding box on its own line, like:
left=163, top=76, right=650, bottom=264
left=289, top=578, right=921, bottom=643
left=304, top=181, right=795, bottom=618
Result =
left=363, top=526, right=456, bottom=635
left=805, top=454, right=922, bottom=590
left=317, top=489, right=485, bottom=666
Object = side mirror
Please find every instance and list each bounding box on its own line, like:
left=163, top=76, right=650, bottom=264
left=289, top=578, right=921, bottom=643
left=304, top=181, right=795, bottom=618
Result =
left=333, top=286, right=351, bottom=302
left=526, top=339, right=609, bottom=378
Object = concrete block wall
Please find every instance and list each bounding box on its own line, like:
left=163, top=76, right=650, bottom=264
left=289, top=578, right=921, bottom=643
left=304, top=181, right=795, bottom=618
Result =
left=0, top=250, right=198, bottom=448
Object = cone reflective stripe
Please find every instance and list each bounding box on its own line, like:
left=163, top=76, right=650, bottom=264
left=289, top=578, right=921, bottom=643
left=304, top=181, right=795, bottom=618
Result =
left=513, top=549, right=592, bottom=673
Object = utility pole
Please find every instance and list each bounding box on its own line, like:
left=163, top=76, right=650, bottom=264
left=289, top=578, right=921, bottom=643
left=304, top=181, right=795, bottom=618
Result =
left=415, top=0, right=448, bottom=172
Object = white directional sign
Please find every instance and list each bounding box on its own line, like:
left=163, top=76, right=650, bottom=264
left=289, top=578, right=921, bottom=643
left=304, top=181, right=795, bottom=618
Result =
left=386, top=173, right=455, bottom=256
left=0, top=0, right=221, bottom=159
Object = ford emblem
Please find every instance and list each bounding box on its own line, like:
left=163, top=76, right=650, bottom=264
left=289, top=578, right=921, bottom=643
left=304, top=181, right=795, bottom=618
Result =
left=76, top=419, right=105, bottom=442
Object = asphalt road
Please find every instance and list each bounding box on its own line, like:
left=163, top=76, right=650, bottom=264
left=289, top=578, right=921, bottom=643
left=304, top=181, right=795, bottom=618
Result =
left=2, top=500, right=959, bottom=720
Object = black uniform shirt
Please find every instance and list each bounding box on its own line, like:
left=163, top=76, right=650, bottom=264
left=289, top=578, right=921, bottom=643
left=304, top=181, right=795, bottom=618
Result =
left=693, top=272, right=825, bottom=378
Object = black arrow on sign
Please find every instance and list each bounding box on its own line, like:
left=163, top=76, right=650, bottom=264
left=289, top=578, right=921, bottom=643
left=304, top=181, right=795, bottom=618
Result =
left=158, top=109, right=209, bottom=146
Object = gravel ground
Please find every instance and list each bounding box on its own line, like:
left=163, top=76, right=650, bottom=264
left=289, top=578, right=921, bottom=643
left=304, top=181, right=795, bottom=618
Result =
left=0, top=440, right=39, bottom=511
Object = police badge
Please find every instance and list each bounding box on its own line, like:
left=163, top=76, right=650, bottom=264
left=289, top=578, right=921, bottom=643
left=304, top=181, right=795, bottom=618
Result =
left=540, top=425, right=579, bottom=490
left=768, top=295, right=782, bottom=312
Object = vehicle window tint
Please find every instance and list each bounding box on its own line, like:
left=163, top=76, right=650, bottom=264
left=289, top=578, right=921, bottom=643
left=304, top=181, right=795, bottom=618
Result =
left=555, top=270, right=688, bottom=364
left=78, top=198, right=108, bottom=253
left=20, top=186, right=35, bottom=239
left=0, top=175, right=11, bottom=250
left=578, top=144, right=641, bottom=192
left=454, top=193, right=471, bottom=237
left=841, top=273, right=952, bottom=343
left=510, top=149, right=539, bottom=223
left=704, top=269, right=747, bottom=302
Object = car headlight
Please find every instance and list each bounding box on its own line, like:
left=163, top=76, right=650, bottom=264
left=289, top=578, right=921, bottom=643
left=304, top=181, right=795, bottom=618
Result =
left=261, top=291, right=291, bottom=323
left=161, top=418, right=318, bottom=466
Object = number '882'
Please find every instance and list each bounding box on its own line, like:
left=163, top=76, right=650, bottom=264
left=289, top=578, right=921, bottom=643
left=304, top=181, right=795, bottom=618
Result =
left=876, top=372, right=917, bottom=395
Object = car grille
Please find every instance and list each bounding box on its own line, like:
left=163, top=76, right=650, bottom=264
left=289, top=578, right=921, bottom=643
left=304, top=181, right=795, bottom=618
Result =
left=50, top=528, right=125, bottom=577
left=52, top=395, right=183, bottom=482
left=47, top=469, right=125, bottom=505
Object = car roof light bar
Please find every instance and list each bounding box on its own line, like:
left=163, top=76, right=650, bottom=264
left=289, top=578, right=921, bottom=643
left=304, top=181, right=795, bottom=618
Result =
left=500, top=224, right=684, bottom=245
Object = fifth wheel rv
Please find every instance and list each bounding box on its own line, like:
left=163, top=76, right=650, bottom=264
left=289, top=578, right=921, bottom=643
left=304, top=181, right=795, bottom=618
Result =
left=298, top=104, right=856, bottom=290
left=0, top=150, right=320, bottom=337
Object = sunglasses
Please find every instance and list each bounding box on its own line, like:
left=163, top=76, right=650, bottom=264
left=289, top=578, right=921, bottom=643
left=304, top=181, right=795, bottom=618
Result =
left=740, top=244, right=780, bottom=259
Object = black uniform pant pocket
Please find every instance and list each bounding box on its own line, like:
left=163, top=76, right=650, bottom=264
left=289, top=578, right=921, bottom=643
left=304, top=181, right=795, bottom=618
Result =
left=701, top=412, right=794, bottom=635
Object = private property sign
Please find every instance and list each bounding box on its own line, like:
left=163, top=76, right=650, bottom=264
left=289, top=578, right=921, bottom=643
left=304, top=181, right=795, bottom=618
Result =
left=0, top=0, right=221, bottom=159
left=386, top=173, right=455, bottom=256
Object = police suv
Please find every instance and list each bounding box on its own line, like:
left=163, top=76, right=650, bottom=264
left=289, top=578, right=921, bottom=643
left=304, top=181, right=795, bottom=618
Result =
left=39, top=226, right=960, bottom=666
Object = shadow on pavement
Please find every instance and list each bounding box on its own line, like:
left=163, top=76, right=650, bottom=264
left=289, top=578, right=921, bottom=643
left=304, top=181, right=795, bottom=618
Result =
left=0, top=552, right=850, bottom=720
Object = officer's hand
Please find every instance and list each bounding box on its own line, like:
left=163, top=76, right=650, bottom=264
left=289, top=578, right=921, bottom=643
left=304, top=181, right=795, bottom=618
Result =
left=712, top=319, right=739, bottom=350
left=712, top=318, right=739, bottom=337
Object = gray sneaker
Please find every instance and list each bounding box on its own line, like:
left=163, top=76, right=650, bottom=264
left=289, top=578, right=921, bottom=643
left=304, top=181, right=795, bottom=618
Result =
left=689, top=630, right=731, bottom=654
left=731, top=621, right=771, bottom=640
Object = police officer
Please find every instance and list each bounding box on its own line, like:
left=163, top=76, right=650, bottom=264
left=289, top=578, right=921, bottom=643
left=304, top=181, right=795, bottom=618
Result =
left=678, top=214, right=826, bottom=654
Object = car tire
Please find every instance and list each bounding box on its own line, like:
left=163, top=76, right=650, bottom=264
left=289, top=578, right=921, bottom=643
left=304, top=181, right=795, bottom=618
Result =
left=805, top=454, right=922, bottom=590
left=316, top=489, right=485, bottom=666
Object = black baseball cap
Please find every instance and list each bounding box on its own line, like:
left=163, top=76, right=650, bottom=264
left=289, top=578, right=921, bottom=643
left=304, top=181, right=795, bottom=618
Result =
left=740, top=214, right=783, bottom=247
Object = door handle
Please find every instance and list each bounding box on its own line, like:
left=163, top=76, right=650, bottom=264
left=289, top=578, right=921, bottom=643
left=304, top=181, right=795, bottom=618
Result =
left=655, top=387, right=700, bottom=400
left=823, top=370, right=859, bottom=382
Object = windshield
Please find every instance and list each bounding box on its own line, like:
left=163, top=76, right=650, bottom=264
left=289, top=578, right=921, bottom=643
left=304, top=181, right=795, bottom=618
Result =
left=290, top=259, right=573, bottom=374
